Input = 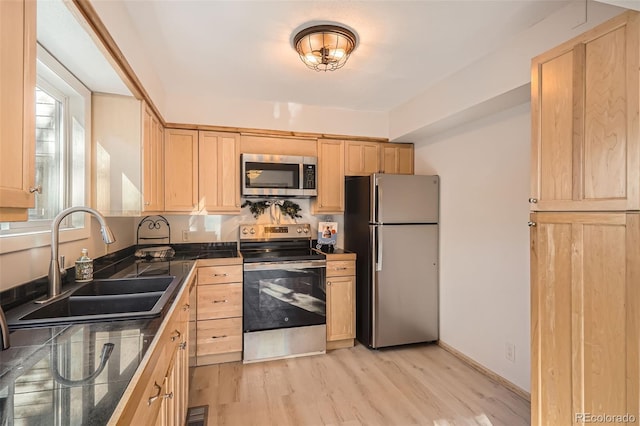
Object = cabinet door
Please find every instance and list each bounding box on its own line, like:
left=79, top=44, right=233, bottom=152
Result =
left=345, top=141, right=380, bottom=176
left=143, top=106, right=164, bottom=212
left=164, top=129, right=198, bottom=212
left=530, top=212, right=639, bottom=425
left=326, top=274, right=355, bottom=341
left=314, top=139, right=344, bottom=213
left=199, top=131, right=240, bottom=213
left=531, top=12, right=640, bottom=211
left=0, top=0, right=36, bottom=221
left=381, top=144, right=414, bottom=174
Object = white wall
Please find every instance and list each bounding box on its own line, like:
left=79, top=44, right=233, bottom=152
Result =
left=414, top=102, right=531, bottom=392
left=0, top=217, right=135, bottom=291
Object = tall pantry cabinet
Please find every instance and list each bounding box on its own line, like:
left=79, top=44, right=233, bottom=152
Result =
left=530, top=11, right=640, bottom=425
left=0, top=0, right=36, bottom=221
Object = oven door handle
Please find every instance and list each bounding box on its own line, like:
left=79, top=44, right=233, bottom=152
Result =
left=243, top=260, right=326, bottom=271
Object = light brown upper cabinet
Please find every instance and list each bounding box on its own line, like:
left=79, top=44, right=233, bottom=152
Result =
left=164, top=129, right=240, bottom=213
left=380, top=143, right=414, bottom=174
left=143, top=105, right=164, bottom=212
left=240, top=134, right=316, bottom=157
left=94, top=95, right=164, bottom=216
left=0, top=0, right=36, bottom=222
left=313, top=139, right=345, bottom=214
left=530, top=11, right=640, bottom=211
left=199, top=131, right=240, bottom=213
left=530, top=212, right=639, bottom=426
left=165, top=129, right=199, bottom=212
left=344, top=141, right=380, bottom=176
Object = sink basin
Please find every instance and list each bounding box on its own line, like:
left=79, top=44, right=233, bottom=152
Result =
left=21, top=293, right=163, bottom=321
left=8, top=275, right=182, bottom=329
left=71, top=276, right=174, bottom=296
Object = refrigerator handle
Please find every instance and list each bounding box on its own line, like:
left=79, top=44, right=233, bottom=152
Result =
left=376, top=226, right=383, bottom=271
left=370, top=226, right=378, bottom=347
left=372, top=175, right=379, bottom=223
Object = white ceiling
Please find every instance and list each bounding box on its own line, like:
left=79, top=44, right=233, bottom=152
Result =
left=37, top=0, right=640, bottom=123
left=107, top=0, right=572, bottom=113
left=37, top=0, right=130, bottom=96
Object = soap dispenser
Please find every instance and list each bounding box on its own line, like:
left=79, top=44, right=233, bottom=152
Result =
left=75, top=249, right=93, bottom=282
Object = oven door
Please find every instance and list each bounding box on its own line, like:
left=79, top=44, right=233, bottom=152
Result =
left=243, top=260, right=326, bottom=332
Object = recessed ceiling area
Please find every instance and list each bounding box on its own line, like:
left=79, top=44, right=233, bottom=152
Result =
left=37, top=0, right=130, bottom=96
left=36, top=0, right=627, bottom=138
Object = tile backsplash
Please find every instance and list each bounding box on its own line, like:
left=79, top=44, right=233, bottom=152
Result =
left=134, top=199, right=344, bottom=247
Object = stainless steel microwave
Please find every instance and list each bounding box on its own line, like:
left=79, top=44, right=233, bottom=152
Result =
left=241, top=153, right=317, bottom=197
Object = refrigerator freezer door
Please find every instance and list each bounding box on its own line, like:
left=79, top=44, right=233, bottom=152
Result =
left=375, top=174, right=439, bottom=224
left=372, top=224, right=438, bottom=348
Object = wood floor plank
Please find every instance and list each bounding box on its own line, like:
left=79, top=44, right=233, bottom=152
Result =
left=188, top=343, right=530, bottom=425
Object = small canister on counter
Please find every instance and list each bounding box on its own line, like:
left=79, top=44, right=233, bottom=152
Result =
left=75, top=248, right=93, bottom=282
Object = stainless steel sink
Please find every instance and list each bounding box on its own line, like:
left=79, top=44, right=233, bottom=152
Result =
left=8, top=275, right=181, bottom=329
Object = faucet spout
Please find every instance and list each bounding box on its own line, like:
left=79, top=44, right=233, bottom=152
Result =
left=0, top=305, right=9, bottom=350
left=39, top=206, right=116, bottom=304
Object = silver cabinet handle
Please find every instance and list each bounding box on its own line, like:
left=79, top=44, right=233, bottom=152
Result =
left=528, top=221, right=537, bottom=227
left=170, top=330, right=181, bottom=341
left=29, top=185, right=42, bottom=193
left=213, top=273, right=228, bottom=277
left=144, top=201, right=150, bottom=206
left=327, top=281, right=332, bottom=286
left=528, top=198, right=538, bottom=203
left=147, top=382, right=162, bottom=405
left=179, top=342, right=187, bottom=350
left=212, top=335, right=227, bottom=339
left=162, top=391, right=174, bottom=400
left=213, top=299, right=228, bottom=304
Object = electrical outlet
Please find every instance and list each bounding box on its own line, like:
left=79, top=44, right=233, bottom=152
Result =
left=182, top=230, right=189, bottom=242
left=505, top=342, right=516, bottom=363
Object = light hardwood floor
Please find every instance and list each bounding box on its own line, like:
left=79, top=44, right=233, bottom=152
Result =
left=188, top=343, right=530, bottom=426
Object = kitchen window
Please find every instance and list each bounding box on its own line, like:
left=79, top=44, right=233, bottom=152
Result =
left=0, top=45, right=91, bottom=252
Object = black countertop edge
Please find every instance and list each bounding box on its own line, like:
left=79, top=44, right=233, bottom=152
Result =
left=0, top=242, right=240, bottom=311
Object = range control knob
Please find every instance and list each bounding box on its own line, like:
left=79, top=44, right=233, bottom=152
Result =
left=296, top=227, right=302, bottom=233
left=303, top=227, right=309, bottom=234
left=241, top=227, right=249, bottom=235
left=249, top=228, right=256, bottom=235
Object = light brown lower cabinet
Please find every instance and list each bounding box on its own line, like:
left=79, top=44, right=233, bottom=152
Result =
left=530, top=212, right=639, bottom=425
left=326, top=254, right=356, bottom=350
left=109, top=275, right=193, bottom=425
left=195, top=259, right=243, bottom=365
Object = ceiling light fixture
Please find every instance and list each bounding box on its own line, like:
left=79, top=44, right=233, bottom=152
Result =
left=293, top=24, right=357, bottom=72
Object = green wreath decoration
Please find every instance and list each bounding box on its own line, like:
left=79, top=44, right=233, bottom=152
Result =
left=241, top=200, right=302, bottom=220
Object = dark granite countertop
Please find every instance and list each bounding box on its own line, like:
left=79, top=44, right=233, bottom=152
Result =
left=313, top=246, right=354, bottom=255
left=0, top=243, right=238, bottom=425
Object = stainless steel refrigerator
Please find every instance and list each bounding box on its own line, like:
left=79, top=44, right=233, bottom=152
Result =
left=345, top=174, right=439, bottom=348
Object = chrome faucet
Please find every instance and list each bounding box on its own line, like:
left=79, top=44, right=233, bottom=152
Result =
left=0, top=305, right=9, bottom=350
left=39, top=206, right=116, bottom=304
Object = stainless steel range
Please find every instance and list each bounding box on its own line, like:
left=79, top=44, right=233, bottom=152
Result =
left=240, top=223, right=326, bottom=363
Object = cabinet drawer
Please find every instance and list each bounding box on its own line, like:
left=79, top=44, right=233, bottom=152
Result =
left=197, top=283, right=242, bottom=320
left=326, top=261, right=356, bottom=277
left=197, top=318, right=243, bottom=356
left=197, top=265, right=243, bottom=285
